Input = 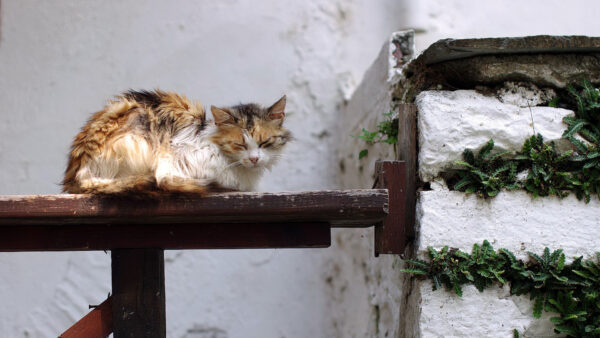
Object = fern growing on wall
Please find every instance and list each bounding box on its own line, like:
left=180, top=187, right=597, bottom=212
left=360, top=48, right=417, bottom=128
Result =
left=452, top=139, right=517, bottom=197
left=355, top=111, right=398, bottom=159
left=401, top=241, right=600, bottom=337
left=517, top=134, right=574, bottom=198
left=451, top=79, right=600, bottom=202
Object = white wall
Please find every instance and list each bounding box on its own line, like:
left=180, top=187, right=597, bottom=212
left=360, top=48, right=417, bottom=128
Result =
left=3, top=1, right=600, bottom=337
left=406, top=0, right=600, bottom=52
left=0, top=1, right=406, bottom=337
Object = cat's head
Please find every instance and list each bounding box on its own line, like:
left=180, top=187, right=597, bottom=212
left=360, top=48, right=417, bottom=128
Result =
left=210, top=96, right=291, bottom=169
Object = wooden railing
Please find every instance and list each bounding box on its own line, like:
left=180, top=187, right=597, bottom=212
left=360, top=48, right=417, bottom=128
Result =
left=0, top=160, right=412, bottom=338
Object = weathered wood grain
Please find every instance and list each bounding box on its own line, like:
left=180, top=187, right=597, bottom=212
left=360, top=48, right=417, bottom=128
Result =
left=112, top=249, right=165, bottom=338
left=372, top=104, right=417, bottom=256
left=0, top=190, right=388, bottom=227
left=397, top=104, right=417, bottom=242
left=59, top=296, right=113, bottom=338
left=374, top=161, right=408, bottom=255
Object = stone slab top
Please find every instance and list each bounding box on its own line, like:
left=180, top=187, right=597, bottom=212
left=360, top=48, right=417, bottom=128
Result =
left=399, top=35, right=600, bottom=100
left=419, top=35, right=600, bottom=65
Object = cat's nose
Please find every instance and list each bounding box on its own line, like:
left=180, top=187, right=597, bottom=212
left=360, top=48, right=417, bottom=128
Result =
left=249, top=157, right=259, bottom=164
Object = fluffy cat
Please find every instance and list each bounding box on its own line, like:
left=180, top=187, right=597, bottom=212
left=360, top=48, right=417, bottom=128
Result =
left=62, top=90, right=291, bottom=195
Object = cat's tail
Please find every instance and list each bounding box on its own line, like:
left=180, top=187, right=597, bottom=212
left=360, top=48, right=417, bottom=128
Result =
left=75, top=175, right=160, bottom=196
left=156, top=176, right=211, bottom=195
left=70, top=175, right=213, bottom=196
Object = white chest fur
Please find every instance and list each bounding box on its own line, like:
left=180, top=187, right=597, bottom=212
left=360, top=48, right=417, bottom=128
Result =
left=170, top=125, right=264, bottom=191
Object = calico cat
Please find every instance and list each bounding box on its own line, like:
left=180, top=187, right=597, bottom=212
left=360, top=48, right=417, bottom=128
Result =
left=62, top=90, right=291, bottom=195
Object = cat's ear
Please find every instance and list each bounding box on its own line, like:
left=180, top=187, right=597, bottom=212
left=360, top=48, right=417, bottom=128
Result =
left=211, top=106, right=235, bottom=126
left=267, top=95, right=286, bottom=124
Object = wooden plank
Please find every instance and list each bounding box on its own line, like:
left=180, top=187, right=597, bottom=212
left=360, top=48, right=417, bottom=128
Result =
left=112, top=249, right=165, bottom=338
left=374, top=161, right=406, bottom=255
left=0, top=190, right=387, bottom=227
left=397, top=103, right=417, bottom=242
left=59, top=297, right=113, bottom=338
left=0, top=222, right=331, bottom=251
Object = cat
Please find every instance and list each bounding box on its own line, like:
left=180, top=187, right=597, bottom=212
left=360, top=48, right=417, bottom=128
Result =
left=62, top=89, right=291, bottom=195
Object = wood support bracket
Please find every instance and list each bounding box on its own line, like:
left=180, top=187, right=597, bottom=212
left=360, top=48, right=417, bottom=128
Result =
left=59, top=296, right=113, bottom=338
left=374, top=161, right=411, bottom=256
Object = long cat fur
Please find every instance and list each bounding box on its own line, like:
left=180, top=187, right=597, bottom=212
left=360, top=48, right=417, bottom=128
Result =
left=62, top=90, right=290, bottom=195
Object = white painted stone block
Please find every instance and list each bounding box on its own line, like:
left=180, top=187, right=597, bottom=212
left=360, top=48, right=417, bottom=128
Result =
left=419, top=283, right=560, bottom=338
left=417, top=190, right=600, bottom=261
left=416, top=90, right=575, bottom=182
left=416, top=190, right=599, bottom=337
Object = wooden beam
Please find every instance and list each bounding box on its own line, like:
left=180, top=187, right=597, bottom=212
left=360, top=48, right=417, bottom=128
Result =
left=0, top=222, right=331, bottom=251
left=112, top=249, right=165, bottom=338
left=0, top=190, right=387, bottom=227
left=59, top=296, right=113, bottom=338
left=374, top=161, right=407, bottom=255
left=396, top=103, right=418, bottom=242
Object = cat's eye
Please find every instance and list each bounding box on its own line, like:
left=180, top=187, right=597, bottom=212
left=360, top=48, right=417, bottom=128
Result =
left=234, top=143, right=247, bottom=150
left=259, top=137, right=273, bottom=148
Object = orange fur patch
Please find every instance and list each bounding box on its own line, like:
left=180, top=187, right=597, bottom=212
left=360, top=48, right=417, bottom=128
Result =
left=210, top=125, right=245, bottom=156
left=63, top=90, right=205, bottom=194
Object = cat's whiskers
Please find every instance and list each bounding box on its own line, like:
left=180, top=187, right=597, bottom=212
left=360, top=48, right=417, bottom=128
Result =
left=224, top=160, right=243, bottom=170
left=269, top=154, right=287, bottom=163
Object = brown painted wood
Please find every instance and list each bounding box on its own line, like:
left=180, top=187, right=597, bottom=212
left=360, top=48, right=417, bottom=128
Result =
left=112, top=249, right=165, bottom=338
left=396, top=103, right=417, bottom=243
left=372, top=103, right=418, bottom=256
left=0, top=222, right=331, bottom=251
left=0, top=190, right=387, bottom=227
left=59, top=296, right=113, bottom=338
left=374, top=161, right=406, bottom=255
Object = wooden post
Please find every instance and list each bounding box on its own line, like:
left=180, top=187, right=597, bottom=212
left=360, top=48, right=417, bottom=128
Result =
left=374, top=161, right=407, bottom=256
left=396, top=103, right=417, bottom=243
left=373, top=103, right=417, bottom=256
left=112, top=249, right=166, bottom=338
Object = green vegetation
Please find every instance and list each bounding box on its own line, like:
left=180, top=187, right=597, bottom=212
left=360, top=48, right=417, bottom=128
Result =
left=356, top=111, right=398, bottom=159
left=453, top=139, right=518, bottom=197
left=452, top=79, right=600, bottom=202
left=401, top=241, right=600, bottom=337
left=517, top=134, right=574, bottom=198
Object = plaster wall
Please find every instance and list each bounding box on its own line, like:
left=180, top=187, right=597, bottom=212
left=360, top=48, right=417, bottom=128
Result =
left=3, top=1, right=600, bottom=337
left=0, top=1, right=406, bottom=337
left=405, top=0, right=600, bottom=53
